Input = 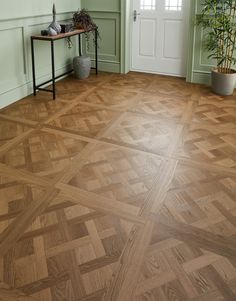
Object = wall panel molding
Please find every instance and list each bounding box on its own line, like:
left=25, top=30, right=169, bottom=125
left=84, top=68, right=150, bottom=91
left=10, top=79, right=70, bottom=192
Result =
left=0, top=0, right=80, bottom=21
left=0, top=10, right=79, bottom=109
left=0, top=12, right=73, bottom=31
left=82, top=10, right=121, bottom=73
left=0, top=12, right=75, bottom=23
left=84, top=10, right=121, bottom=13
left=81, top=0, right=120, bottom=13
left=0, top=63, right=73, bottom=109
left=81, top=0, right=130, bottom=74
left=187, top=0, right=236, bottom=86
left=0, top=26, right=26, bottom=94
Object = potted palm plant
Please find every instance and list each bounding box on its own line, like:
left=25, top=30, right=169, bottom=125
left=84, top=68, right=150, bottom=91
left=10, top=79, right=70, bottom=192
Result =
left=197, top=0, right=236, bottom=95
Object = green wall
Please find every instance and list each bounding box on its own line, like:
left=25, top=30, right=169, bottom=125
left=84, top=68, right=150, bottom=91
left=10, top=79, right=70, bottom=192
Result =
left=81, top=0, right=120, bottom=12
left=0, top=0, right=81, bottom=109
left=1, top=0, right=214, bottom=109
left=186, top=0, right=215, bottom=85
left=81, top=0, right=212, bottom=85
left=81, top=0, right=130, bottom=73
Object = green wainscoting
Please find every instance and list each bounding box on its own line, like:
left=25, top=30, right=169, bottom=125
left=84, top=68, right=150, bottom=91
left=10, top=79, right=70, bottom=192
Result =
left=81, top=0, right=214, bottom=84
left=0, top=0, right=81, bottom=109
left=1, top=0, right=217, bottom=109
left=82, top=11, right=121, bottom=73
left=80, top=0, right=131, bottom=73
left=81, top=0, right=122, bottom=73
left=80, top=0, right=120, bottom=13
left=186, top=0, right=215, bottom=85
left=0, top=0, right=80, bottom=20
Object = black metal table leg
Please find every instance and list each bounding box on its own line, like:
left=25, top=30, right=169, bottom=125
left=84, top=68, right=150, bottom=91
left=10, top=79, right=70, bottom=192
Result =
left=95, top=28, right=98, bottom=75
left=31, top=37, right=36, bottom=96
left=78, top=34, right=82, bottom=56
left=51, top=40, right=56, bottom=100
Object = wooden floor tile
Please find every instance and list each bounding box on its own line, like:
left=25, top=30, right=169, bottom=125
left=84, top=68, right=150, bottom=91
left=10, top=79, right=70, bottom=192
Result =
left=193, top=95, right=236, bottom=126
left=67, top=143, right=163, bottom=210
left=1, top=197, right=135, bottom=300
left=82, top=87, right=139, bottom=110
left=49, top=72, right=111, bottom=97
left=102, top=112, right=178, bottom=156
left=0, top=129, right=88, bottom=179
left=147, top=75, right=195, bottom=96
left=0, top=177, right=45, bottom=235
left=134, top=216, right=236, bottom=301
left=0, top=96, right=68, bottom=122
left=103, top=72, right=155, bottom=91
left=0, top=119, right=33, bottom=147
left=132, top=91, right=189, bottom=122
left=0, top=71, right=235, bottom=301
left=159, top=162, right=236, bottom=238
left=177, top=122, right=236, bottom=169
left=48, top=103, right=119, bottom=138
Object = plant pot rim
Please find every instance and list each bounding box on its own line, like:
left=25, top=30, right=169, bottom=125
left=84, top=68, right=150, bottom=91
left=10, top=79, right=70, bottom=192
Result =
left=212, top=68, right=236, bottom=75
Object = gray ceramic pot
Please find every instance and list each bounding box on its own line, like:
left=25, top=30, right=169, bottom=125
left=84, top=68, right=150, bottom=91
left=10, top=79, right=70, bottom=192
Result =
left=73, top=56, right=91, bottom=79
left=211, top=68, right=236, bottom=96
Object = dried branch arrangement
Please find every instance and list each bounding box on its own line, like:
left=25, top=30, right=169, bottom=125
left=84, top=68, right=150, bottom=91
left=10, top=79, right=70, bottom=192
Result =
left=73, top=9, right=100, bottom=50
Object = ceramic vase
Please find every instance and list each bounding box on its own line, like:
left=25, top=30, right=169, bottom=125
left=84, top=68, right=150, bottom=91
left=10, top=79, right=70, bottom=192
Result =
left=48, top=3, right=61, bottom=35
left=73, top=56, right=91, bottom=79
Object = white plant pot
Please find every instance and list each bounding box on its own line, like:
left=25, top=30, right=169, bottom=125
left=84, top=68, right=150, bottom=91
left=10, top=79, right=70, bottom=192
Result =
left=211, top=68, right=236, bottom=96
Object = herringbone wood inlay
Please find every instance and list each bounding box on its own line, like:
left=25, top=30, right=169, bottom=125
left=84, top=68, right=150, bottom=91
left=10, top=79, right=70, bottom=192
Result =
left=102, top=112, right=178, bottom=156
left=103, top=72, right=154, bottom=91
left=0, top=177, right=45, bottom=235
left=0, top=129, right=88, bottom=178
left=0, top=96, right=67, bottom=122
left=0, top=71, right=235, bottom=301
left=0, top=119, right=32, bottom=146
left=177, top=122, right=236, bottom=168
left=83, top=87, right=138, bottom=109
left=68, top=143, right=163, bottom=209
left=160, top=163, right=236, bottom=230
left=48, top=103, right=119, bottom=138
left=132, top=92, right=188, bottom=121
left=4, top=196, right=133, bottom=300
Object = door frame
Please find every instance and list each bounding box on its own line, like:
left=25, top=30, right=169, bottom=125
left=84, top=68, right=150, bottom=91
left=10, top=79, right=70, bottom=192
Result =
left=130, top=0, right=192, bottom=77
left=120, top=0, right=132, bottom=73
left=120, top=0, right=194, bottom=79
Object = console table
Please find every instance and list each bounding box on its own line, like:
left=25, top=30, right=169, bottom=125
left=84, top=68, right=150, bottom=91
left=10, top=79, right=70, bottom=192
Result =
left=31, top=28, right=98, bottom=100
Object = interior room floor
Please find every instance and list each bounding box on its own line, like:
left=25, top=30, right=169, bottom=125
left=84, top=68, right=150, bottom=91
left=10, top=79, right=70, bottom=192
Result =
left=0, top=71, right=236, bottom=301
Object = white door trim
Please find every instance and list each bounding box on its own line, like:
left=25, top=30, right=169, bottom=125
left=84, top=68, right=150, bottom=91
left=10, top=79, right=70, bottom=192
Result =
left=130, top=0, right=191, bottom=77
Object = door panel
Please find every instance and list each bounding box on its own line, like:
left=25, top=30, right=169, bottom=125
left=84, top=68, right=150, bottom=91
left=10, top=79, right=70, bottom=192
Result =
left=140, top=19, right=156, bottom=56
left=131, top=0, right=190, bottom=76
left=163, top=20, right=182, bottom=59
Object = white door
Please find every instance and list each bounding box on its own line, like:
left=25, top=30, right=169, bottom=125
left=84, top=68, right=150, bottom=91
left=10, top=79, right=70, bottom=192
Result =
left=131, top=0, right=190, bottom=77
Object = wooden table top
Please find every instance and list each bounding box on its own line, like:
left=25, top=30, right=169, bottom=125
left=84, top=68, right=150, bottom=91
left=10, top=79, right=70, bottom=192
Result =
left=31, top=29, right=95, bottom=41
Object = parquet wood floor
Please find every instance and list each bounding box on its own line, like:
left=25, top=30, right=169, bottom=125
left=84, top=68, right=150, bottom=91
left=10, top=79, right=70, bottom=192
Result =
left=0, top=71, right=235, bottom=301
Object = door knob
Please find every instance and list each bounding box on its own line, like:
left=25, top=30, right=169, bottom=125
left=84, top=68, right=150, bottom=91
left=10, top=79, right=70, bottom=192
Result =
left=134, top=10, right=141, bottom=22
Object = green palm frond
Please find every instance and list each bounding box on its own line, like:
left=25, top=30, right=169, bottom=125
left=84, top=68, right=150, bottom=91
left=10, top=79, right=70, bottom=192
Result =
left=196, top=0, right=236, bottom=73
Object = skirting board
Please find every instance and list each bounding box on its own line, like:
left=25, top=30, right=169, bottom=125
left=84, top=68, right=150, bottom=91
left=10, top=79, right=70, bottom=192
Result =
left=0, top=64, right=72, bottom=109
left=191, top=72, right=211, bottom=86
left=91, top=60, right=120, bottom=73
left=0, top=60, right=120, bottom=109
